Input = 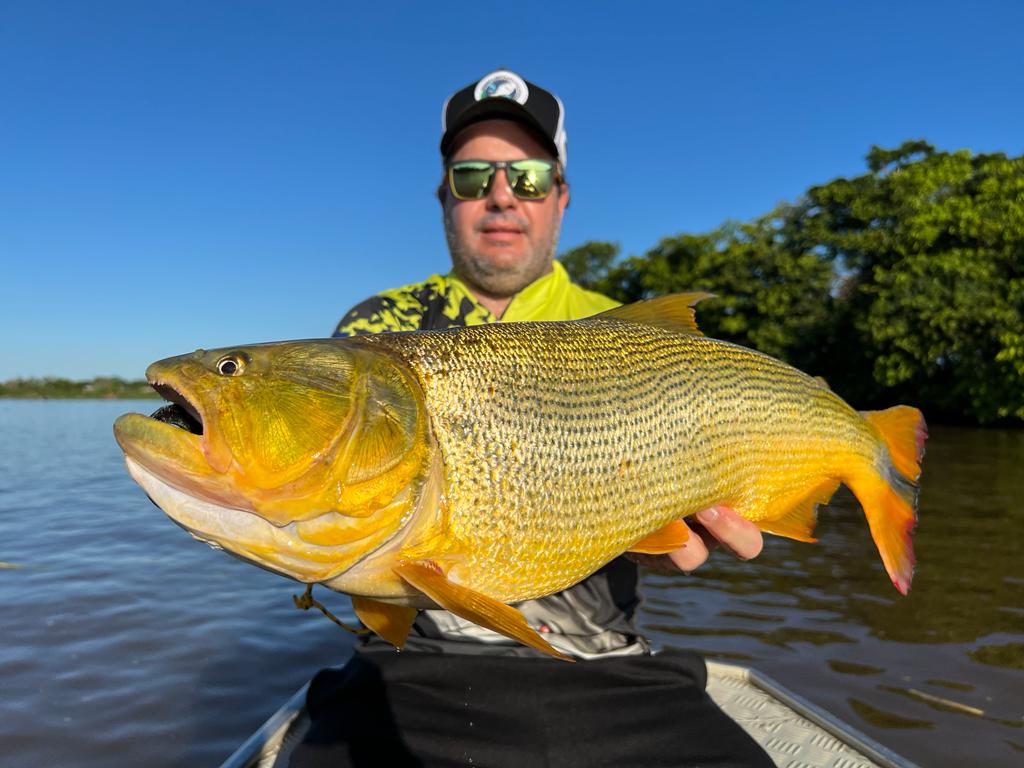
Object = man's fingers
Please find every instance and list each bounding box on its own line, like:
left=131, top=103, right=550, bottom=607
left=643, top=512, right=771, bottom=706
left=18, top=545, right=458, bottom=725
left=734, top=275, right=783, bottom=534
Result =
left=694, top=506, right=764, bottom=561
left=666, top=523, right=709, bottom=573
left=647, top=507, right=763, bottom=574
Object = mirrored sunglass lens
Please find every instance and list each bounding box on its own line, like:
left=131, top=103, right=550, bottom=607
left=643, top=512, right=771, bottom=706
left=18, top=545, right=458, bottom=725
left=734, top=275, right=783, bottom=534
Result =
left=508, top=160, right=554, bottom=198
left=450, top=163, right=494, bottom=198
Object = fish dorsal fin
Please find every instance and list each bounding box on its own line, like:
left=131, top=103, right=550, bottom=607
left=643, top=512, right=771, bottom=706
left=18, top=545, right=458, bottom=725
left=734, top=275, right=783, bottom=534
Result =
left=592, top=292, right=713, bottom=336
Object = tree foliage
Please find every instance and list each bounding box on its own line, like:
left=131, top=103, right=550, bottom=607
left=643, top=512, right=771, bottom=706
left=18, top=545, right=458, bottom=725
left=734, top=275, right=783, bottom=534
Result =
left=560, top=141, right=1024, bottom=424
left=0, top=377, right=157, bottom=399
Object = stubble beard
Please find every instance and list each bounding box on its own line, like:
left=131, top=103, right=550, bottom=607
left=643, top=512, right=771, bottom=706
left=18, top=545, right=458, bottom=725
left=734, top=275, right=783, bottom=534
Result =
left=444, top=210, right=561, bottom=300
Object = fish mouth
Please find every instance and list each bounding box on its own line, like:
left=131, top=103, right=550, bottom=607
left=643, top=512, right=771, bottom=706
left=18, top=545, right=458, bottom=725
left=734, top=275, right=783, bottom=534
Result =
left=149, top=382, right=204, bottom=435
left=113, top=371, right=214, bottom=488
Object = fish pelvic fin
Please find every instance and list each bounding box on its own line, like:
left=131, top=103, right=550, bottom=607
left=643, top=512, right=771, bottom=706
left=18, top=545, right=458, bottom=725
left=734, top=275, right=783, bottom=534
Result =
left=394, top=561, right=573, bottom=662
left=351, top=597, right=417, bottom=649
left=628, top=519, right=690, bottom=554
left=758, top=478, right=842, bottom=542
left=592, top=293, right=713, bottom=336
left=848, top=406, right=927, bottom=595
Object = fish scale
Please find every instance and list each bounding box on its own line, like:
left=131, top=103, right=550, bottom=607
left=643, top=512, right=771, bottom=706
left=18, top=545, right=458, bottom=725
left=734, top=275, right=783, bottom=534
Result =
left=356, top=315, right=881, bottom=603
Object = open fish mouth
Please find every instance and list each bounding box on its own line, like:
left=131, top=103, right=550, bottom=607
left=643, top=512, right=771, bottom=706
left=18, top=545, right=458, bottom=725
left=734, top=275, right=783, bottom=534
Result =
left=113, top=372, right=214, bottom=485
left=149, top=385, right=204, bottom=435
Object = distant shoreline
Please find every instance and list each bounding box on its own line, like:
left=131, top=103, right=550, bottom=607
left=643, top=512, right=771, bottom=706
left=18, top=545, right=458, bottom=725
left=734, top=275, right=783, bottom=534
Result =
left=0, top=378, right=159, bottom=399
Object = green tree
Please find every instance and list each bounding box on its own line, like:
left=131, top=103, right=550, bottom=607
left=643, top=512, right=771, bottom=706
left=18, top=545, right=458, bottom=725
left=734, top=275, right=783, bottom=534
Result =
left=562, top=141, right=1024, bottom=424
left=793, top=141, right=1024, bottom=422
left=568, top=223, right=836, bottom=373
left=558, top=241, right=621, bottom=291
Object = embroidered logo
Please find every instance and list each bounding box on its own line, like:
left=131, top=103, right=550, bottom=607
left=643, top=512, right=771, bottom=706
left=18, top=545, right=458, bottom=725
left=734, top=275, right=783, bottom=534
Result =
left=474, top=70, right=529, bottom=105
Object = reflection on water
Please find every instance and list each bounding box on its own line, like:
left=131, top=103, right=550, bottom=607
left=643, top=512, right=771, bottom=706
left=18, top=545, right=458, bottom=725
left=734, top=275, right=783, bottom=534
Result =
left=638, top=425, right=1024, bottom=767
left=1, top=404, right=1022, bottom=767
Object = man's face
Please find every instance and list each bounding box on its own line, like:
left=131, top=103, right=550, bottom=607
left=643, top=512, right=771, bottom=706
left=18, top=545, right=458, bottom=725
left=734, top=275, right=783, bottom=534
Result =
left=441, top=119, right=570, bottom=301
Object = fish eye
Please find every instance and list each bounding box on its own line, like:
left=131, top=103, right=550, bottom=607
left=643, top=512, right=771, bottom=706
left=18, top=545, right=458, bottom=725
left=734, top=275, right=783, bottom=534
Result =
left=216, top=353, right=247, bottom=376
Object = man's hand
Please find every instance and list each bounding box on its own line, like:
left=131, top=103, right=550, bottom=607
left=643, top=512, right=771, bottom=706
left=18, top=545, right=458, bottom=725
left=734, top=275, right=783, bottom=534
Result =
left=629, top=506, right=763, bottom=574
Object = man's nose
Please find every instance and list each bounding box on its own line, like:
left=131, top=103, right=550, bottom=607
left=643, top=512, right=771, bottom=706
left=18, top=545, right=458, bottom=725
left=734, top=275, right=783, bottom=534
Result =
left=486, top=168, right=518, bottom=210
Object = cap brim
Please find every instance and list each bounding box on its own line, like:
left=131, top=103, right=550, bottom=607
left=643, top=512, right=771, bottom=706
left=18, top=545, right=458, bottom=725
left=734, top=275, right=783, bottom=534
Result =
left=441, top=99, right=560, bottom=161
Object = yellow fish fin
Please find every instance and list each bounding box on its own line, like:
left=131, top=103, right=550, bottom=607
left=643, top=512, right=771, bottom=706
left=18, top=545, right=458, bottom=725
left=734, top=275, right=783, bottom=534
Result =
left=759, top=478, right=842, bottom=542
left=846, top=469, right=918, bottom=595
left=628, top=519, right=691, bottom=553
left=351, top=596, right=417, bottom=649
left=847, top=406, right=926, bottom=596
left=394, top=560, right=573, bottom=662
left=813, top=375, right=830, bottom=389
left=592, top=292, right=713, bottom=336
left=861, top=406, right=927, bottom=483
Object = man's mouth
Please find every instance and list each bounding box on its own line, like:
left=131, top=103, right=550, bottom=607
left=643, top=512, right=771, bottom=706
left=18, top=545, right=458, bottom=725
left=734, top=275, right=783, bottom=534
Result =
left=481, top=225, right=524, bottom=241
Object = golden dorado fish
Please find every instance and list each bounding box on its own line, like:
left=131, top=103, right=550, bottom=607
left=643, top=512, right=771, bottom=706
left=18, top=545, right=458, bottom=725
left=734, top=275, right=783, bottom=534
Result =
left=113, top=294, right=925, bottom=660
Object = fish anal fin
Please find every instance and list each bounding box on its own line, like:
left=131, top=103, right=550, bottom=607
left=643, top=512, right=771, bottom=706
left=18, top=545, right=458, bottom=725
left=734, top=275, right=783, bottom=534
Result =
left=351, top=596, right=417, bottom=649
left=593, top=293, right=713, bottom=336
left=394, top=561, right=573, bottom=662
left=759, top=478, right=841, bottom=543
left=628, top=520, right=690, bottom=554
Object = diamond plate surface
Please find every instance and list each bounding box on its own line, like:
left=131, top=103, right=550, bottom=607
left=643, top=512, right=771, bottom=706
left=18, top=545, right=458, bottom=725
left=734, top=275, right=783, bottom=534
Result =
left=706, top=662, right=899, bottom=768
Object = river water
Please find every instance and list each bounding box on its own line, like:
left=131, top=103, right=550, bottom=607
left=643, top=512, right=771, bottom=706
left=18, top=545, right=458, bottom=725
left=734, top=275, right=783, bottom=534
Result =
left=0, top=400, right=1021, bottom=767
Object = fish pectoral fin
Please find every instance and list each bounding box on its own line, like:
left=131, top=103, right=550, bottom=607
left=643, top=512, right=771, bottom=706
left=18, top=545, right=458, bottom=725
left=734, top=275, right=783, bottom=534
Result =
left=592, top=293, right=711, bottom=335
left=628, top=520, right=691, bottom=554
left=394, top=560, right=573, bottom=662
left=759, top=478, right=841, bottom=542
left=351, top=596, right=417, bottom=649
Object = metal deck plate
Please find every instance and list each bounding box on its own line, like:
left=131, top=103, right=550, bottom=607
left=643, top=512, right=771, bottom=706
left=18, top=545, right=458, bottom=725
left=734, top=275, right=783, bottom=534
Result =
left=705, top=661, right=917, bottom=768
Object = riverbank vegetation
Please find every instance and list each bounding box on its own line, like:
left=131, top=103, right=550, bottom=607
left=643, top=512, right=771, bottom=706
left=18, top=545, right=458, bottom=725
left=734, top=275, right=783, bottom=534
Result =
left=561, top=141, right=1024, bottom=425
left=0, top=377, right=158, bottom=399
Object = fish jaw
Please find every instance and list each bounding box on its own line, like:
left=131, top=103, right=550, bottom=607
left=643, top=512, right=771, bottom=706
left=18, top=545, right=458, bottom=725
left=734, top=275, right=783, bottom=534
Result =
left=113, top=412, right=244, bottom=507
left=123, top=456, right=401, bottom=583
left=112, top=349, right=243, bottom=507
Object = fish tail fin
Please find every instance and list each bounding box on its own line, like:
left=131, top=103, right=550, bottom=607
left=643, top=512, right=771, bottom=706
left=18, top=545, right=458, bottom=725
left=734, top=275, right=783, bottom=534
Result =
left=848, top=406, right=927, bottom=595
left=862, top=406, right=928, bottom=483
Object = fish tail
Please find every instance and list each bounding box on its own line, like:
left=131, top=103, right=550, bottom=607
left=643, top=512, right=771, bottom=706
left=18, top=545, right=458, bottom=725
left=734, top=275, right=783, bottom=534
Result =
left=862, top=406, right=928, bottom=483
left=847, top=406, right=927, bottom=595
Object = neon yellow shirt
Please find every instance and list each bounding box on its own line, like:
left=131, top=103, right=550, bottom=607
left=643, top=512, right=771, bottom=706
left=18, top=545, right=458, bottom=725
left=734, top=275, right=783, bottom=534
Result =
left=333, top=261, right=619, bottom=336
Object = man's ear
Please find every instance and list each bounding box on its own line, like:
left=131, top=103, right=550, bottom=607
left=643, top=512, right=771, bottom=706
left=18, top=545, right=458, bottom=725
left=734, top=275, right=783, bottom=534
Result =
left=558, top=180, right=570, bottom=213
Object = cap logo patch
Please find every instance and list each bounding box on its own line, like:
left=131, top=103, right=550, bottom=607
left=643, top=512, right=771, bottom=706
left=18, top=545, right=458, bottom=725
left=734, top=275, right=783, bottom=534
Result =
left=474, top=70, right=529, bottom=105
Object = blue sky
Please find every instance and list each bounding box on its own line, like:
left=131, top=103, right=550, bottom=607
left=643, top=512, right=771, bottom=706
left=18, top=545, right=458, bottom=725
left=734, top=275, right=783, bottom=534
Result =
left=2, top=1, right=1022, bottom=380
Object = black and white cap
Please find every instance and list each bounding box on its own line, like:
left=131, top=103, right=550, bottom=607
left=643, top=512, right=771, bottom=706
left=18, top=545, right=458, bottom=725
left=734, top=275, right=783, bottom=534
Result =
left=440, top=69, right=568, bottom=168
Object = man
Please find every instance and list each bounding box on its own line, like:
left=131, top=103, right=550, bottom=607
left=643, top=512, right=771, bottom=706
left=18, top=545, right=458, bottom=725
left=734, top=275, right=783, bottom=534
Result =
left=290, top=70, right=771, bottom=767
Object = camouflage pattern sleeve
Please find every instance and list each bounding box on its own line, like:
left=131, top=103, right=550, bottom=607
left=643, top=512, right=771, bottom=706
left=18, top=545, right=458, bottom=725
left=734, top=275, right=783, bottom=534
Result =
left=332, top=293, right=413, bottom=336
left=332, top=275, right=494, bottom=336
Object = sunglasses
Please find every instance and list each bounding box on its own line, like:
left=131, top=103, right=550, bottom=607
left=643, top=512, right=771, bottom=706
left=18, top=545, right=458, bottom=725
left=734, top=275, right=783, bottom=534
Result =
left=446, top=159, right=561, bottom=201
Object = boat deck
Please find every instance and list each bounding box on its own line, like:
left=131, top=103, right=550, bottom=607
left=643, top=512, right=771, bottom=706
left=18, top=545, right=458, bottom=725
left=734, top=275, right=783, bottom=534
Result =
left=223, top=661, right=918, bottom=768
left=704, top=661, right=915, bottom=768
